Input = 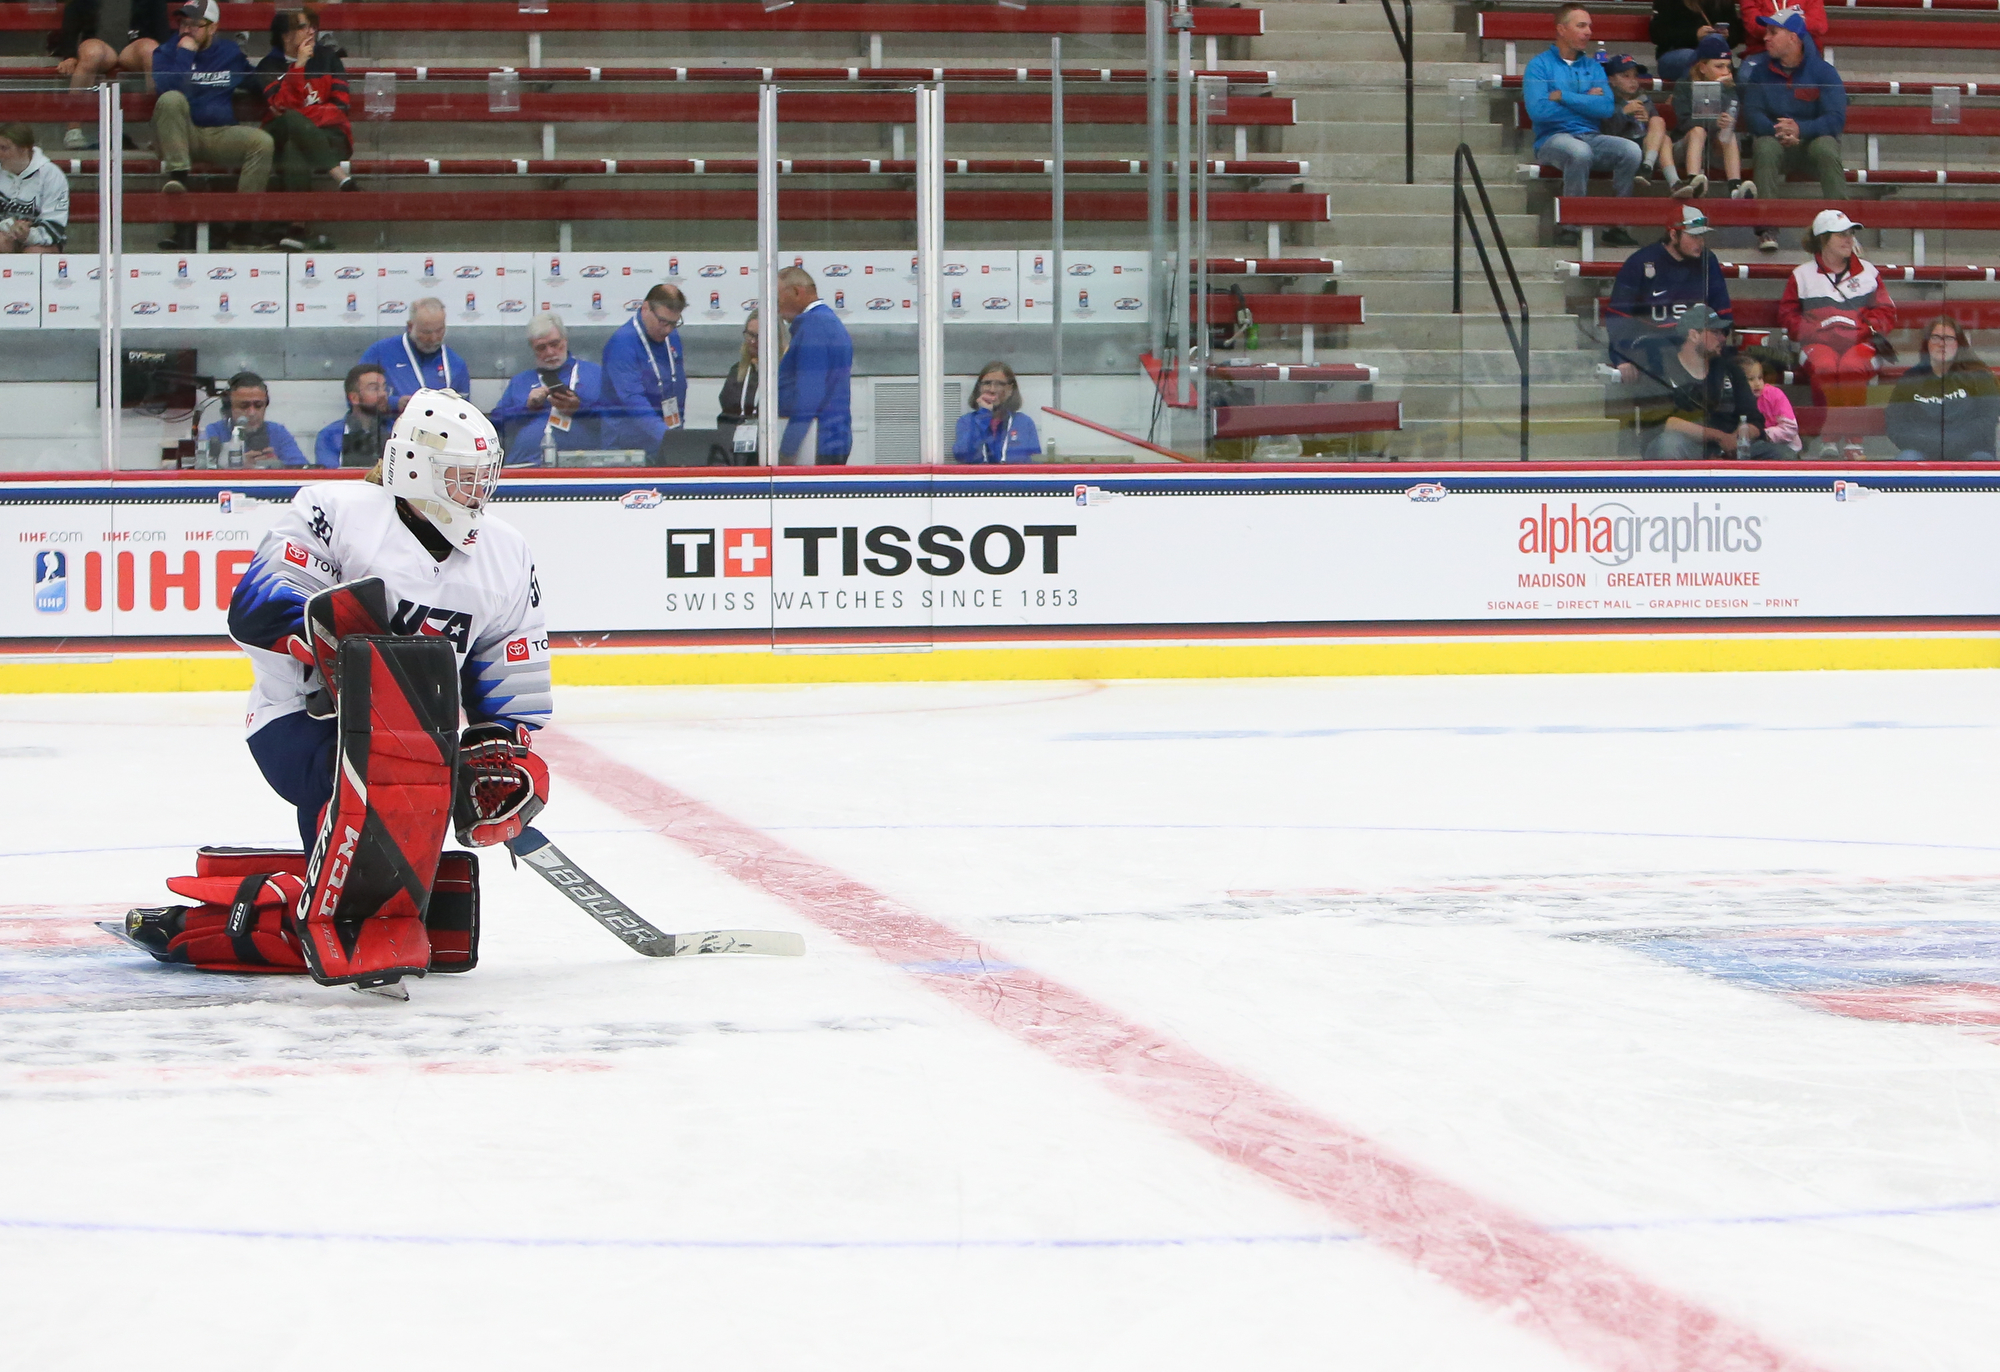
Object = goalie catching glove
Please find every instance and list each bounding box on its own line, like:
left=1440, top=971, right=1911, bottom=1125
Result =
left=454, top=723, right=550, bottom=847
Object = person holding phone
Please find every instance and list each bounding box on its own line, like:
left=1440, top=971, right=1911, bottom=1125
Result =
left=492, top=314, right=606, bottom=465
left=201, top=371, right=309, bottom=467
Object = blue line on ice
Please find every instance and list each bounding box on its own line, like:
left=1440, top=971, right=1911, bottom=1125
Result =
left=4, top=1198, right=1997, bottom=1253
left=759, top=823, right=2000, bottom=854
left=1058, top=722, right=1985, bottom=743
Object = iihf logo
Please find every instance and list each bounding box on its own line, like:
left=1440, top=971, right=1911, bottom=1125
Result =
left=33, top=550, right=66, bottom=613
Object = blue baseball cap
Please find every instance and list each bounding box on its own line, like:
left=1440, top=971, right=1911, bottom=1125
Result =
left=1694, top=33, right=1732, bottom=60
left=1758, top=8, right=1810, bottom=37
left=1603, top=54, right=1649, bottom=77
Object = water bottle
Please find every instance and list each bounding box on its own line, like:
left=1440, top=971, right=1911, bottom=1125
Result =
left=225, top=423, right=246, bottom=470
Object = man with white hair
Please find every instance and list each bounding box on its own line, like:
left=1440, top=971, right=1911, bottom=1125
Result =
left=359, top=297, right=472, bottom=412
left=491, top=313, right=607, bottom=464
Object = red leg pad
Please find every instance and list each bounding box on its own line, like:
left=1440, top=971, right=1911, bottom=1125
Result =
left=298, top=635, right=459, bottom=989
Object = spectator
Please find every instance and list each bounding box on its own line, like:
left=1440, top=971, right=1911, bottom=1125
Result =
left=203, top=371, right=308, bottom=467
left=1671, top=36, right=1752, bottom=200
left=1741, top=0, right=1826, bottom=56
left=1599, top=56, right=1676, bottom=195
left=360, top=298, right=471, bottom=411
left=601, top=283, right=688, bottom=459
left=314, top=362, right=391, bottom=468
left=152, top=0, right=271, bottom=251
left=954, top=362, right=1042, bottom=464
left=1886, top=317, right=2000, bottom=462
left=253, top=6, right=355, bottom=252
left=1605, top=204, right=1731, bottom=381
left=1742, top=8, right=1846, bottom=254
left=50, top=0, right=172, bottom=150
left=775, top=266, right=854, bottom=465
left=0, top=123, right=70, bottom=253
left=716, top=310, right=779, bottom=464
left=1526, top=4, right=1639, bottom=248
left=1741, top=356, right=1803, bottom=457
left=1779, top=209, right=1894, bottom=413
left=492, top=314, right=607, bottom=465
left=1650, top=0, right=1739, bottom=86
left=1634, top=304, right=1764, bottom=459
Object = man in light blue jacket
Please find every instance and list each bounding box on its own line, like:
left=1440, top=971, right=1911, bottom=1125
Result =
left=1524, top=3, right=1639, bottom=247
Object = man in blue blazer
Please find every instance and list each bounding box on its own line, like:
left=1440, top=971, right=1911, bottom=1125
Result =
left=600, top=283, right=688, bottom=458
left=491, top=314, right=607, bottom=464
left=776, top=266, right=853, bottom=465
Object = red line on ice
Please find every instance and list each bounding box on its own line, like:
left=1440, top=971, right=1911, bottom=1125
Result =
left=544, top=729, right=1826, bottom=1372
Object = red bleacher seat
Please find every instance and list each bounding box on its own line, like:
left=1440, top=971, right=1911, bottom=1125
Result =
left=67, top=156, right=1312, bottom=177
left=1202, top=294, right=1363, bottom=326
left=1731, top=298, right=2000, bottom=330
left=1562, top=259, right=2000, bottom=282
left=0, top=2, right=1264, bottom=35
left=1210, top=364, right=1378, bottom=382
left=0, top=90, right=1296, bottom=127
left=1478, top=11, right=2000, bottom=57
left=73, top=187, right=1334, bottom=224
left=1525, top=164, right=2000, bottom=187
left=1211, top=401, right=1402, bottom=438
left=1556, top=197, right=2000, bottom=231
left=0, top=64, right=1278, bottom=86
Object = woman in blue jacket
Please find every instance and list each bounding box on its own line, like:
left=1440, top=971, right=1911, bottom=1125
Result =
left=953, top=362, right=1041, bottom=463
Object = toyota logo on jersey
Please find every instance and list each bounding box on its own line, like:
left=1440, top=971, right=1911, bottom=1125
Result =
left=505, top=636, right=530, bottom=662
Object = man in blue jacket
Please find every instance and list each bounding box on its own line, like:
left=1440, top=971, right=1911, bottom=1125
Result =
left=600, top=283, right=688, bottom=458
left=202, top=371, right=310, bottom=467
left=1525, top=3, right=1639, bottom=248
left=776, top=266, right=853, bottom=465
left=1605, top=204, right=1732, bottom=381
left=358, top=298, right=471, bottom=413
left=491, top=314, right=607, bottom=464
left=1742, top=9, right=1847, bottom=253
left=152, top=0, right=271, bottom=200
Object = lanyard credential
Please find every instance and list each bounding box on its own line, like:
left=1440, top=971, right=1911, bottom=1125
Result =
left=632, top=314, right=682, bottom=429
left=402, top=334, right=451, bottom=392
left=545, top=360, right=581, bottom=433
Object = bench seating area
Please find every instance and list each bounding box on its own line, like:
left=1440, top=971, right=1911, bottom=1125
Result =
left=1478, top=10, right=2000, bottom=72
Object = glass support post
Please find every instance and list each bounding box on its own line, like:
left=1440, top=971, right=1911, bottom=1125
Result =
left=916, top=84, right=945, bottom=464
left=97, top=81, right=122, bottom=471
left=757, top=83, right=779, bottom=466
left=1050, top=36, right=1065, bottom=417
left=1146, top=0, right=1167, bottom=365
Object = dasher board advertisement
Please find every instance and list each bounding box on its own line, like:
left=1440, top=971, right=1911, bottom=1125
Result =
left=5, top=468, right=1999, bottom=640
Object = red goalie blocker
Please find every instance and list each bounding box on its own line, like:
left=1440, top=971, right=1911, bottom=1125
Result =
left=297, top=634, right=462, bottom=991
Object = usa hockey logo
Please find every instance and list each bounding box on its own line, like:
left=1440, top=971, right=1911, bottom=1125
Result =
left=943, top=263, right=969, bottom=277
left=581, top=265, right=610, bottom=278
left=1114, top=298, right=1142, bottom=310
left=207, top=267, right=237, bottom=280
left=620, top=488, right=664, bottom=509
left=4, top=301, right=30, bottom=315
left=335, top=265, right=364, bottom=279
left=504, top=635, right=530, bottom=662
left=983, top=297, right=1009, bottom=310
left=498, top=299, right=527, bottom=313
left=252, top=300, right=281, bottom=314
left=1068, top=263, right=1095, bottom=276
left=130, top=301, right=161, bottom=315
left=822, top=264, right=852, bottom=277
left=380, top=300, right=407, bottom=314
left=33, top=550, right=66, bottom=613
left=698, top=265, right=728, bottom=278
left=866, top=298, right=895, bottom=310
left=455, top=265, right=482, bottom=278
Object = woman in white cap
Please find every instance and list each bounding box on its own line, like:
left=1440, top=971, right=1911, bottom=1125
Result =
left=1778, top=209, right=1896, bottom=415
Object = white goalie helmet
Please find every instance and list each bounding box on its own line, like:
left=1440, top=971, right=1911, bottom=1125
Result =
left=382, top=389, right=505, bottom=549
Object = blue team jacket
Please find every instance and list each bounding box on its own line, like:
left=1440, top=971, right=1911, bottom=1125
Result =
left=778, top=302, right=853, bottom=460
left=1522, top=46, right=1617, bottom=148
left=1604, top=242, right=1734, bottom=367
left=490, top=359, right=608, bottom=464
left=1741, top=38, right=1847, bottom=141
left=152, top=38, right=254, bottom=127
left=358, top=333, right=472, bottom=405
left=599, top=318, right=687, bottom=452
left=952, top=408, right=1041, bottom=463
left=203, top=417, right=310, bottom=467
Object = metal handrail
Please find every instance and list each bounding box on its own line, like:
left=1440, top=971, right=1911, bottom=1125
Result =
left=1451, top=143, right=1531, bottom=461
left=1379, top=0, right=1414, bottom=185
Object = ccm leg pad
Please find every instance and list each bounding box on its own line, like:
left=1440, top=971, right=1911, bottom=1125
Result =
left=125, top=867, right=311, bottom=974
left=298, top=634, right=460, bottom=989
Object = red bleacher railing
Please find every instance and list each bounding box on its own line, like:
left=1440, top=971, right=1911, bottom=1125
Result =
left=60, top=156, right=1313, bottom=177
left=0, top=64, right=1277, bottom=85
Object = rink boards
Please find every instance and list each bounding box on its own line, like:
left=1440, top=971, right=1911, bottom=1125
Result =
left=6, top=463, right=2000, bottom=687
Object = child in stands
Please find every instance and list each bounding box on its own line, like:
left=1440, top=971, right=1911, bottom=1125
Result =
left=1601, top=56, right=1678, bottom=193
left=1671, top=35, right=1752, bottom=200
left=1741, top=355, right=1801, bottom=457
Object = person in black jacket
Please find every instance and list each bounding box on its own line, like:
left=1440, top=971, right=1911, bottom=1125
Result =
left=50, top=0, right=173, bottom=150
left=1651, top=0, right=1741, bottom=85
left=1886, top=317, right=2000, bottom=462
left=715, top=311, right=778, bottom=465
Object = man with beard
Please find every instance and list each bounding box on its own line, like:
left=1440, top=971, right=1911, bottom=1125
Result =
left=315, top=362, right=393, bottom=467
left=1634, top=304, right=1764, bottom=459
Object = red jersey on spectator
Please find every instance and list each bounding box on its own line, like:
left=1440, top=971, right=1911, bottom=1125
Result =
left=254, top=46, right=351, bottom=142
left=1740, top=0, right=1828, bottom=54
left=1779, top=252, right=1895, bottom=351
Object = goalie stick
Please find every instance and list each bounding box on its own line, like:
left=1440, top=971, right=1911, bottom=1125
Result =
left=505, top=826, right=805, bottom=959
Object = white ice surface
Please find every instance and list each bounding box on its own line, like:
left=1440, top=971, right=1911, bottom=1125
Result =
left=4, top=671, right=2000, bottom=1370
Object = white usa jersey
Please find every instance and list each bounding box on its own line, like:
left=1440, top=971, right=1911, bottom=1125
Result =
left=227, top=481, right=553, bottom=735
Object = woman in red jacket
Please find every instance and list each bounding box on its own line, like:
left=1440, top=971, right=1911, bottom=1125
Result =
left=254, top=8, right=353, bottom=206
left=1779, top=209, right=1896, bottom=414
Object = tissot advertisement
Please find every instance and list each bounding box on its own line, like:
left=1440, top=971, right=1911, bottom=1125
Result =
left=5, top=469, right=1998, bottom=639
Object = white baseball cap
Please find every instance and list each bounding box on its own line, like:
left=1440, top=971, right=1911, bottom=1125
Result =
left=178, top=0, right=219, bottom=23
left=1811, top=209, right=1864, bottom=236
